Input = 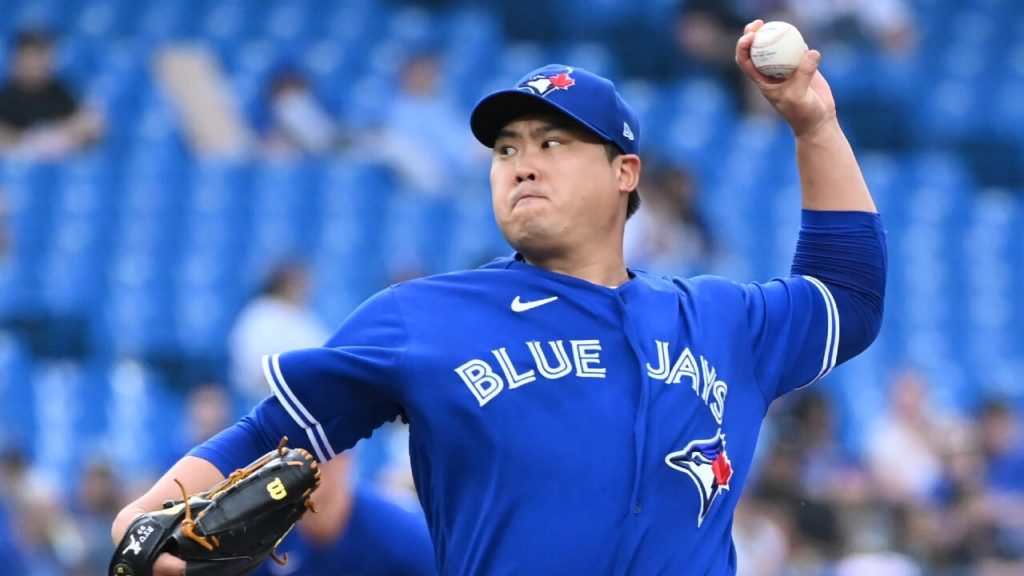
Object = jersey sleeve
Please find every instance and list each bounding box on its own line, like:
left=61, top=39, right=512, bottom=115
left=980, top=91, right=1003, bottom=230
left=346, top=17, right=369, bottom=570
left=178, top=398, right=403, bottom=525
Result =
left=267, top=287, right=409, bottom=462
left=741, top=275, right=839, bottom=401
left=743, top=210, right=886, bottom=401
left=193, top=287, right=408, bottom=470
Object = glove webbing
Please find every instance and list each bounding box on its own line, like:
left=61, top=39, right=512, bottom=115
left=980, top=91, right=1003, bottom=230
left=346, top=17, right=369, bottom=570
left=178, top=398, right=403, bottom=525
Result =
left=171, top=437, right=317, bottom=566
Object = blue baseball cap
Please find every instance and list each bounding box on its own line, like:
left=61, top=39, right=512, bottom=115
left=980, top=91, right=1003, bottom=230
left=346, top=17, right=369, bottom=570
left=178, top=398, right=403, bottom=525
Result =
left=470, top=64, right=640, bottom=155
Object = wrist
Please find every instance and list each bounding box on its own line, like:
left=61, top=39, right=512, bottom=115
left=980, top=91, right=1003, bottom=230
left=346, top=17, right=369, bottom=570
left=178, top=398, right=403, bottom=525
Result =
left=793, top=113, right=841, bottom=141
left=111, top=505, right=147, bottom=544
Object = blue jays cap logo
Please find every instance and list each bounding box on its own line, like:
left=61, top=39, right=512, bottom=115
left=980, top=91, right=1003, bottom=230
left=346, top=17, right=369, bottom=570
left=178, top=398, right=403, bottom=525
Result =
left=518, top=67, right=576, bottom=97
left=665, top=429, right=733, bottom=527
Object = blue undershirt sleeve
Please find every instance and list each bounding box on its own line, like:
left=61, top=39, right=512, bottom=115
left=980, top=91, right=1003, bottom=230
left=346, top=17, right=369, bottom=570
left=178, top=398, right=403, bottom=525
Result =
left=188, top=411, right=277, bottom=475
left=791, top=210, right=887, bottom=366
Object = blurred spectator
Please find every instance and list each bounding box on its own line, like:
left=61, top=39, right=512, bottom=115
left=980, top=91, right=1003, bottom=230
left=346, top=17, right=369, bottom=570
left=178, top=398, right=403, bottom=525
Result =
left=0, top=442, right=29, bottom=508
left=759, top=0, right=916, bottom=55
left=0, top=30, right=103, bottom=158
left=754, top=440, right=843, bottom=566
left=13, top=482, right=98, bottom=576
left=2, top=443, right=92, bottom=574
left=914, top=421, right=990, bottom=568
left=370, top=50, right=484, bottom=272
left=906, top=413, right=1021, bottom=571
left=674, top=0, right=765, bottom=114
left=229, top=262, right=331, bottom=404
left=0, top=191, right=10, bottom=263
left=252, top=456, right=435, bottom=576
left=732, top=498, right=790, bottom=576
left=0, top=498, right=28, bottom=574
left=976, top=400, right=1024, bottom=565
left=789, top=392, right=870, bottom=503
left=181, top=382, right=233, bottom=446
left=71, top=459, right=122, bottom=574
left=866, top=368, right=945, bottom=504
left=834, top=551, right=922, bottom=576
left=262, top=67, right=345, bottom=157
left=624, top=163, right=718, bottom=277
left=978, top=399, right=1024, bottom=494
left=163, top=381, right=234, bottom=469
left=373, top=50, right=481, bottom=196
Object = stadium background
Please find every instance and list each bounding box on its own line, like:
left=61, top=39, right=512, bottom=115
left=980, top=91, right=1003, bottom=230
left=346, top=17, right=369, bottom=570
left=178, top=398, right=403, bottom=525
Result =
left=0, top=0, right=1022, bottom=573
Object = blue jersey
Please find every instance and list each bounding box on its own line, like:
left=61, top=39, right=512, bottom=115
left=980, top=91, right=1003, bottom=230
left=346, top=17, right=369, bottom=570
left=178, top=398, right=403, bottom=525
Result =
left=252, top=488, right=434, bottom=576
left=204, top=260, right=844, bottom=575
left=195, top=210, right=886, bottom=574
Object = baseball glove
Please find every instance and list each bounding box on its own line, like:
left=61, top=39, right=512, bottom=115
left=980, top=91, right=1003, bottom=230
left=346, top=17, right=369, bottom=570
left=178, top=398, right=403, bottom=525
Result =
left=110, top=437, right=321, bottom=576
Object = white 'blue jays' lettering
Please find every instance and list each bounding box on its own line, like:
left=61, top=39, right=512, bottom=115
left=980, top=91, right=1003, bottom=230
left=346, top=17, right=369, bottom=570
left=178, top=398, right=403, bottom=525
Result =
left=456, top=339, right=728, bottom=422
left=646, top=341, right=728, bottom=424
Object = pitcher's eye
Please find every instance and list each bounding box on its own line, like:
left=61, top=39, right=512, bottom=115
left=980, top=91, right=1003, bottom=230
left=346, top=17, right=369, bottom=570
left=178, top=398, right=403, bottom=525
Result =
left=496, top=145, right=517, bottom=157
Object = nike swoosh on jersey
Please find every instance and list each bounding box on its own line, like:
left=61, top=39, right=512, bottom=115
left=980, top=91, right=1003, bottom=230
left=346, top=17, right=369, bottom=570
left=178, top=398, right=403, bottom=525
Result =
left=511, top=295, right=559, bottom=312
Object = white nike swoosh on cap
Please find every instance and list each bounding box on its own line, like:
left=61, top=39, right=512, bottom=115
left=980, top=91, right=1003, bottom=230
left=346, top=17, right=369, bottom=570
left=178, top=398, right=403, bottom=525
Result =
left=511, top=295, right=559, bottom=312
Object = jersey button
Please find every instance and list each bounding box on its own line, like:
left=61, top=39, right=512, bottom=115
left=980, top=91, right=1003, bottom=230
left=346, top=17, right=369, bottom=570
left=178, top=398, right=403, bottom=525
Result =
left=633, top=502, right=642, bottom=514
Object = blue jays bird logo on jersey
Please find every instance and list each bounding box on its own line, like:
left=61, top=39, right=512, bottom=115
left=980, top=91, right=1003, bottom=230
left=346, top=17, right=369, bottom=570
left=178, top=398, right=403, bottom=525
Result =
left=665, top=430, right=733, bottom=527
left=518, top=68, right=575, bottom=97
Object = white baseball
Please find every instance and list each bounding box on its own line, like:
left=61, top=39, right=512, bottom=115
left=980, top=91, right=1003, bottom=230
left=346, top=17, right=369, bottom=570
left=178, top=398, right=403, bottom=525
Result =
left=750, top=21, right=808, bottom=79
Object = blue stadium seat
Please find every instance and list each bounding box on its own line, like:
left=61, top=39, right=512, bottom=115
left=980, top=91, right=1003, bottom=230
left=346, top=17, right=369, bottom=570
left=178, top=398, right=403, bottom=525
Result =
left=860, top=153, right=908, bottom=218
left=71, top=0, right=134, bottom=38
left=263, top=0, right=315, bottom=44
left=0, top=333, right=35, bottom=447
left=914, top=78, right=983, bottom=145
left=103, top=358, right=184, bottom=479
left=310, top=261, right=361, bottom=328
left=386, top=5, right=442, bottom=53
left=302, top=39, right=354, bottom=99
left=200, top=0, right=249, bottom=43
left=551, top=42, right=617, bottom=79
left=12, top=0, right=63, bottom=35
left=446, top=185, right=506, bottom=270
left=319, top=161, right=394, bottom=267
left=497, top=42, right=549, bottom=87
left=314, top=160, right=399, bottom=297
left=340, top=71, right=401, bottom=130
left=30, top=360, right=94, bottom=491
left=174, top=285, right=238, bottom=359
left=384, top=189, right=460, bottom=274
left=446, top=7, right=501, bottom=55
left=0, top=162, right=59, bottom=317
left=320, top=0, right=389, bottom=50
left=102, top=248, right=177, bottom=357
left=988, top=79, right=1024, bottom=143
left=38, top=218, right=106, bottom=315
left=136, top=0, right=195, bottom=41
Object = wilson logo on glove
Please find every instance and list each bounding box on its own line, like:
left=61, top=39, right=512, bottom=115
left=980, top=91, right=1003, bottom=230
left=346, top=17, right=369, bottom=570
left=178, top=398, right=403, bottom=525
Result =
left=266, top=477, right=288, bottom=500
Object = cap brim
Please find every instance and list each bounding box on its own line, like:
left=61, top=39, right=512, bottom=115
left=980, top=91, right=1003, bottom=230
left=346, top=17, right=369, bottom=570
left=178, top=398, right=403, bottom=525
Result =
left=470, top=90, right=614, bottom=149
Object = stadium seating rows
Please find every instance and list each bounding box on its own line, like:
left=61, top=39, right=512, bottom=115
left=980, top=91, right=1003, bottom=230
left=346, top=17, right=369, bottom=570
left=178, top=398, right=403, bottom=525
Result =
left=1, top=0, right=1023, bottom=487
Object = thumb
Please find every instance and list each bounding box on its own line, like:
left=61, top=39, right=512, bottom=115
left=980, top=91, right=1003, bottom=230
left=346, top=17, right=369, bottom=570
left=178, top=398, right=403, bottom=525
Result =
left=789, top=49, right=821, bottom=91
